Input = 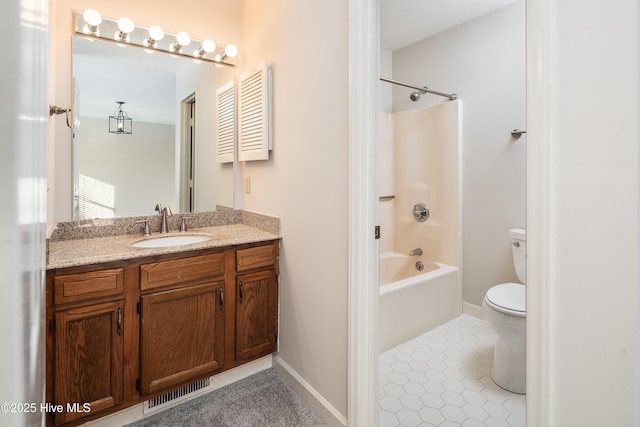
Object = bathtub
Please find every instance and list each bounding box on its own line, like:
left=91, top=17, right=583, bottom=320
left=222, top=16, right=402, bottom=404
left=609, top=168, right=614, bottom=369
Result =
left=379, top=252, right=462, bottom=352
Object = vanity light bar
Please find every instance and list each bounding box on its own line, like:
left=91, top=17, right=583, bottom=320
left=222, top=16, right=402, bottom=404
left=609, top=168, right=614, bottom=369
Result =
left=73, top=10, right=237, bottom=67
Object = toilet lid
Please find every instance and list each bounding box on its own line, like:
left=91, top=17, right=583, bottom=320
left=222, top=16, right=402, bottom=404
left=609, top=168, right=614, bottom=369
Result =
left=485, top=283, right=526, bottom=316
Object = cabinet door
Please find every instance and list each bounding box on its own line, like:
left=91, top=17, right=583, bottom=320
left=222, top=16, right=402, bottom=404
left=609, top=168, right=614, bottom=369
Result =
left=140, top=282, right=225, bottom=395
left=235, top=269, right=278, bottom=362
left=54, top=301, right=124, bottom=425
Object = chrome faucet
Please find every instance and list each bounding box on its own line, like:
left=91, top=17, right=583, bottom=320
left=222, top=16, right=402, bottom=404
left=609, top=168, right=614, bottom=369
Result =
left=409, top=248, right=422, bottom=256
left=155, top=204, right=172, bottom=233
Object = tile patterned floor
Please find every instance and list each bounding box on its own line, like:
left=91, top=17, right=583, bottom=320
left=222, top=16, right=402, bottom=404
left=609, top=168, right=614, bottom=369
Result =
left=379, top=315, right=525, bottom=427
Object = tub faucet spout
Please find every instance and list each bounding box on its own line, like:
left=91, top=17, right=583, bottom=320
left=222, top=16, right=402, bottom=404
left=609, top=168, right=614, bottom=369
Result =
left=409, top=248, right=422, bottom=256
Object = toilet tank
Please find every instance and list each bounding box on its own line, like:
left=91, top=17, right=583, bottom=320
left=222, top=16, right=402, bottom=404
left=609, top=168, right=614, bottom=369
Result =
left=509, top=228, right=526, bottom=284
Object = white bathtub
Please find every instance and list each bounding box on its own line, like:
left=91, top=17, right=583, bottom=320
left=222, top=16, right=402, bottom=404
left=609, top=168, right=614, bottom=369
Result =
left=379, top=252, right=461, bottom=352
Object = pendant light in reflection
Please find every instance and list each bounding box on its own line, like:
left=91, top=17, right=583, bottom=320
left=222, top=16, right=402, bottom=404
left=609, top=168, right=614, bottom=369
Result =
left=109, top=101, right=132, bottom=134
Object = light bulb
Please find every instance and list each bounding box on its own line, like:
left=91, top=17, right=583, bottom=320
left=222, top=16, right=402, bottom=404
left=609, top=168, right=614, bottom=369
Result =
left=170, top=32, right=191, bottom=54
left=114, top=17, right=134, bottom=42
left=194, top=39, right=216, bottom=57
left=82, top=9, right=102, bottom=36
left=149, top=25, right=164, bottom=41
left=144, top=26, right=164, bottom=49
left=224, top=44, right=238, bottom=58
left=117, top=17, right=134, bottom=33
left=202, top=39, right=216, bottom=53
left=82, top=9, right=102, bottom=26
left=176, top=32, right=191, bottom=47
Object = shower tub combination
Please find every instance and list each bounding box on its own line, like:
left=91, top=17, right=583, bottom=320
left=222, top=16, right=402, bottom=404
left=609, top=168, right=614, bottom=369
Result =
left=379, top=253, right=460, bottom=352
left=378, top=99, right=462, bottom=352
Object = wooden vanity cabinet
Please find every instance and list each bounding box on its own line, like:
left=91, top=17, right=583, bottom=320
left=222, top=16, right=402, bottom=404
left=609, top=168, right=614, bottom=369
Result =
left=235, top=269, right=278, bottom=362
left=235, top=245, right=279, bottom=363
left=53, top=301, right=124, bottom=425
left=138, top=252, right=227, bottom=395
left=46, top=240, right=278, bottom=427
left=46, top=266, right=127, bottom=426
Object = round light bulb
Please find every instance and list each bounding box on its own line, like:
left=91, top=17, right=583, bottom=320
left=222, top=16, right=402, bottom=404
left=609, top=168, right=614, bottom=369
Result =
left=176, top=32, right=191, bottom=47
left=117, top=17, right=134, bottom=34
left=224, top=44, right=238, bottom=58
left=82, top=9, right=102, bottom=27
left=148, top=25, right=164, bottom=41
left=201, top=39, right=216, bottom=53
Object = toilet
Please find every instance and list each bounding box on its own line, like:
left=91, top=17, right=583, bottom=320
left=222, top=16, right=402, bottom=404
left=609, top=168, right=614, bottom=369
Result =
left=482, top=228, right=526, bottom=394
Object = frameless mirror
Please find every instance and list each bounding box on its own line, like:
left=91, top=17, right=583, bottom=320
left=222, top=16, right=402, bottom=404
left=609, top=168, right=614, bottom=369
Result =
left=72, top=36, right=235, bottom=220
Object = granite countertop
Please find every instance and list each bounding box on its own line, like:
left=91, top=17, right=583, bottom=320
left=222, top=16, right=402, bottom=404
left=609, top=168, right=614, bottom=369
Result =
left=47, top=223, right=280, bottom=270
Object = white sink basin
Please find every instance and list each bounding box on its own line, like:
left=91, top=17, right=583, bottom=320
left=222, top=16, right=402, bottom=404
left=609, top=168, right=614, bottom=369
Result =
left=132, top=234, right=212, bottom=248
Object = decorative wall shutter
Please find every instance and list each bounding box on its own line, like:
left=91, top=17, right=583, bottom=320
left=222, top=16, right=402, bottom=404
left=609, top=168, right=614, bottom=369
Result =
left=238, top=60, right=272, bottom=161
left=216, top=80, right=235, bottom=164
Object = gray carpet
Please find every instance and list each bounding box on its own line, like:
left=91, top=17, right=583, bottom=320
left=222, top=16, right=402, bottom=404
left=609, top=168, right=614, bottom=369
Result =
left=127, top=369, right=326, bottom=427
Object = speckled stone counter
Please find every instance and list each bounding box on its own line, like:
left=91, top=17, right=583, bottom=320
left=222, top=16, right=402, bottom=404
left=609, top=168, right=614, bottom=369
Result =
left=47, top=211, right=280, bottom=270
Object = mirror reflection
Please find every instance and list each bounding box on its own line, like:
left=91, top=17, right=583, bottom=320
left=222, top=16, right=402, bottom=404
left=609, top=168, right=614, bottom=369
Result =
left=72, top=36, right=235, bottom=220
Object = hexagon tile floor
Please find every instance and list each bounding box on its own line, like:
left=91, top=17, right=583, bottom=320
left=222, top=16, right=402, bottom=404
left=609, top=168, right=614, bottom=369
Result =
left=379, top=315, right=525, bottom=427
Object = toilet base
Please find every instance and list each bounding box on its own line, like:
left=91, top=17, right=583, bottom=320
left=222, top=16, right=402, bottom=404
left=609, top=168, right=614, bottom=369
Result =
left=491, top=335, right=525, bottom=394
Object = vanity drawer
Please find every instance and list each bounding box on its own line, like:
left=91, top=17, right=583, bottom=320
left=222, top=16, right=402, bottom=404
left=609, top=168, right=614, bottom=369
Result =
left=236, top=244, right=277, bottom=272
left=53, top=267, right=124, bottom=305
left=140, top=252, right=225, bottom=290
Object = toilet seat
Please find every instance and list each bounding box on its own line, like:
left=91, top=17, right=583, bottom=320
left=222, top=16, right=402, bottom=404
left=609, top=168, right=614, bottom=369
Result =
left=485, top=283, right=526, bottom=317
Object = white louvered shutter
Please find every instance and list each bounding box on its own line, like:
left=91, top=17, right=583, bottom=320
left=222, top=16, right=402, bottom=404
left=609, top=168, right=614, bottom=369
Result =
left=216, top=80, right=235, bottom=164
left=238, top=60, right=272, bottom=161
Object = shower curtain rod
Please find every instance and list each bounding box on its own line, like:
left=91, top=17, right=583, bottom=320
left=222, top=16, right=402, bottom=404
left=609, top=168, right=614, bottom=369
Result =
left=380, top=77, right=457, bottom=100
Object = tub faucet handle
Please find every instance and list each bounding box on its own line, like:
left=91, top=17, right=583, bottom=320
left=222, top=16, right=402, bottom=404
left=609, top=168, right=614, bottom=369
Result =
left=409, top=248, right=423, bottom=256
left=413, top=203, right=429, bottom=222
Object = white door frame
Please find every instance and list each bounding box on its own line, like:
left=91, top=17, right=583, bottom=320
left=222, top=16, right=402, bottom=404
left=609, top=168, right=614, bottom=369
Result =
left=348, top=0, right=554, bottom=425
left=348, top=0, right=379, bottom=425
left=524, top=0, right=552, bottom=423
left=180, top=94, right=197, bottom=213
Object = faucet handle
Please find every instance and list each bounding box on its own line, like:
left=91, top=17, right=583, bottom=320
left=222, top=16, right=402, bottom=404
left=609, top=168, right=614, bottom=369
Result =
left=155, top=204, right=162, bottom=213
left=136, top=220, right=151, bottom=236
left=180, top=216, right=195, bottom=232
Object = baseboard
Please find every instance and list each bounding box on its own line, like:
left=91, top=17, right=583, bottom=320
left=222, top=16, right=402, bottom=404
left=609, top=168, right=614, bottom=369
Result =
left=82, top=356, right=272, bottom=427
left=463, top=301, right=484, bottom=320
left=272, top=355, right=347, bottom=427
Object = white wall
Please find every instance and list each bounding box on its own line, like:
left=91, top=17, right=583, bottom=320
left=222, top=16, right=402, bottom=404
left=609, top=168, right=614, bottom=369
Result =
left=526, top=0, right=639, bottom=424
left=78, top=118, right=176, bottom=217
left=242, top=0, right=349, bottom=419
left=50, top=0, right=243, bottom=227
left=391, top=2, right=526, bottom=307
